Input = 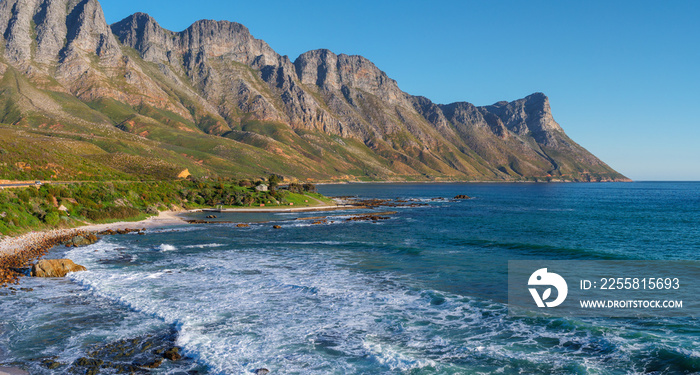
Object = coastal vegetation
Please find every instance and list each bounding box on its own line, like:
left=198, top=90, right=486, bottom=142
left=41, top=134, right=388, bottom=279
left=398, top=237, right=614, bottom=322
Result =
left=0, top=178, right=329, bottom=236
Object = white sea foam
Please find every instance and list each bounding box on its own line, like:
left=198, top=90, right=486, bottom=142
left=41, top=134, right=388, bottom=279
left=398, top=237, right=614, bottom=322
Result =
left=62, top=234, right=695, bottom=374
left=362, top=337, right=438, bottom=371
left=64, top=239, right=122, bottom=264
left=69, top=244, right=472, bottom=373
left=183, top=243, right=226, bottom=249
left=158, top=244, right=177, bottom=252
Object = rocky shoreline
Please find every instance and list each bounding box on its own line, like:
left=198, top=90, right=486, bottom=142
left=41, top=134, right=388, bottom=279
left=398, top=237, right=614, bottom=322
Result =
left=0, top=230, right=90, bottom=287
left=0, top=201, right=368, bottom=286
left=0, top=230, right=139, bottom=287
left=0, top=210, right=185, bottom=288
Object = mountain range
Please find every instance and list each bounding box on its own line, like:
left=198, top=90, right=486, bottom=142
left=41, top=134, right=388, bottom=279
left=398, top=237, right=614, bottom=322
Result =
left=0, top=0, right=628, bottom=182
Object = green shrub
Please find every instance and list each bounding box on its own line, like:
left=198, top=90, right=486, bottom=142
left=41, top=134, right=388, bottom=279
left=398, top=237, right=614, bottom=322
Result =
left=44, top=212, right=60, bottom=226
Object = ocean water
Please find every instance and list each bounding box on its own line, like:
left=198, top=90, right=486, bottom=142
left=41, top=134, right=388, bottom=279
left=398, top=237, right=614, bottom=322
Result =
left=1, top=182, right=699, bottom=374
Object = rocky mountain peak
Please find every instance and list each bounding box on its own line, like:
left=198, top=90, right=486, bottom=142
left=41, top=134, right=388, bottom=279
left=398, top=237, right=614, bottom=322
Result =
left=293, top=49, right=406, bottom=105
left=1, top=0, right=120, bottom=67
left=111, top=12, right=172, bottom=63
left=483, top=92, right=563, bottom=146
left=63, top=0, right=120, bottom=58
left=440, top=101, right=507, bottom=138
left=180, top=19, right=278, bottom=65
left=112, top=13, right=279, bottom=68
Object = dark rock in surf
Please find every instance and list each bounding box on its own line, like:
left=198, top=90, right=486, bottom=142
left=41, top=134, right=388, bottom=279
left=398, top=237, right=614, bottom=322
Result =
left=74, top=357, right=103, bottom=374
left=142, top=358, right=163, bottom=368
left=163, top=347, right=181, bottom=361
left=41, top=359, right=63, bottom=370
left=65, top=233, right=98, bottom=247
left=345, top=215, right=390, bottom=222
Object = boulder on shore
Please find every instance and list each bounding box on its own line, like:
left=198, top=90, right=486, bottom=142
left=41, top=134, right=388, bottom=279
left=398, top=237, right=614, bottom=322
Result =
left=31, top=259, right=87, bottom=277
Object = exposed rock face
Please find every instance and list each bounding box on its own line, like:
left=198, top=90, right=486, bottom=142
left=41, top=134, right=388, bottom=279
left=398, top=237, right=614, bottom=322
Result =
left=294, top=49, right=406, bottom=106
left=31, top=259, right=87, bottom=277
left=0, top=0, right=120, bottom=73
left=0, top=0, right=629, bottom=182
left=112, top=13, right=278, bottom=67
left=111, top=13, right=284, bottom=129
left=0, top=0, right=201, bottom=123
left=481, top=93, right=563, bottom=146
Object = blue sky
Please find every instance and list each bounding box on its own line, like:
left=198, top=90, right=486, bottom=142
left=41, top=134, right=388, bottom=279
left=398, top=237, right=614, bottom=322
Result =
left=102, top=1, right=700, bottom=181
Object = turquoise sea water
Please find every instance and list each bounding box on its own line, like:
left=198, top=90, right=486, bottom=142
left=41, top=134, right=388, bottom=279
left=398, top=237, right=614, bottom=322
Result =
left=1, top=182, right=699, bottom=374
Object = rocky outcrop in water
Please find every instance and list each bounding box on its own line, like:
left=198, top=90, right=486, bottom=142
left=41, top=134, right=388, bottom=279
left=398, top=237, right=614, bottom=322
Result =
left=62, top=329, right=186, bottom=374
left=163, top=347, right=181, bottom=361
left=64, top=233, right=98, bottom=247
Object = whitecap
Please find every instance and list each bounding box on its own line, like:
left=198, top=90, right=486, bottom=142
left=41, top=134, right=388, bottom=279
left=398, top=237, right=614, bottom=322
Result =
left=183, top=243, right=226, bottom=249
left=158, top=244, right=177, bottom=252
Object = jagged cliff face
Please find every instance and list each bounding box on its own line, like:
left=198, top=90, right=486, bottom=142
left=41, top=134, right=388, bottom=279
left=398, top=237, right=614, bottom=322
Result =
left=0, top=0, right=119, bottom=66
left=0, top=0, right=628, bottom=182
